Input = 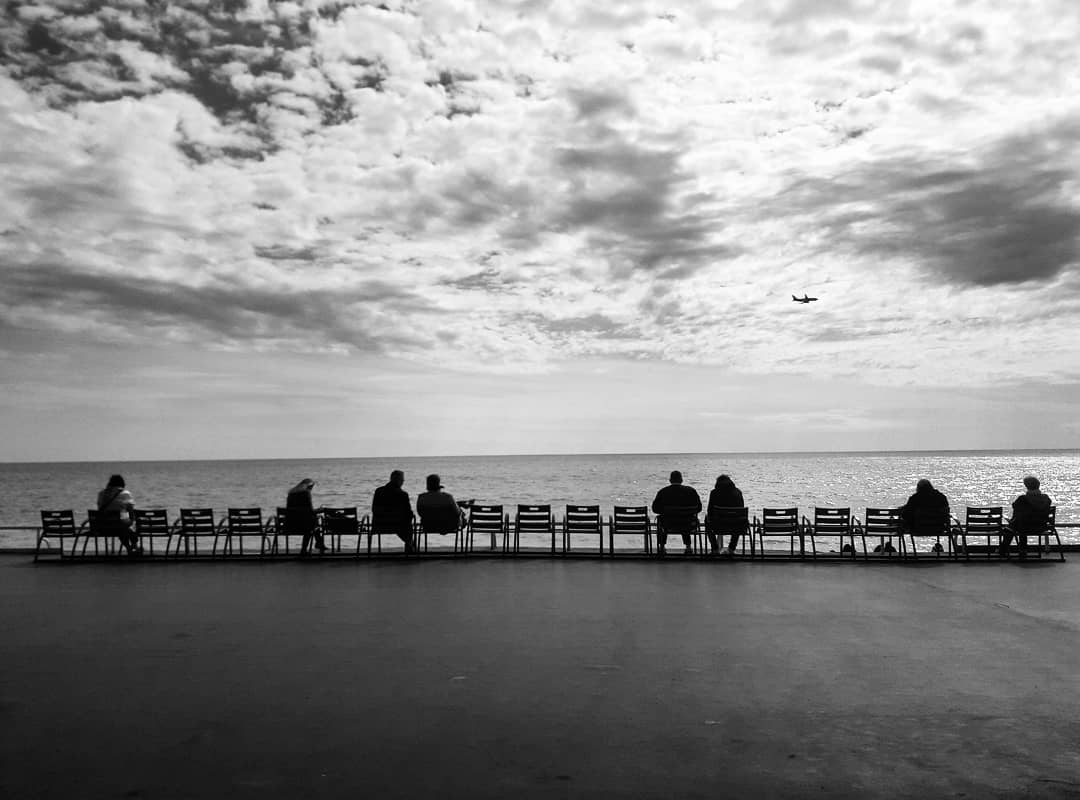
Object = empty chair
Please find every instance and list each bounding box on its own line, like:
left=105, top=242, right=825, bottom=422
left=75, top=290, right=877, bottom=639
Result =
left=608, top=506, right=652, bottom=556
left=961, top=506, right=1004, bottom=560
left=216, top=508, right=271, bottom=557
left=466, top=505, right=505, bottom=553
left=706, top=506, right=751, bottom=557
left=36, top=510, right=79, bottom=561
left=755, top=508, right=810, bottom=559
left=805, top=507, right=853, bottom=558
left=176, top=508, right=218, bottom=557
left=133, top=509, right=174, bottom=557
left=859, top=508, right=902, bottom=558
left=655, top=506, right=703, bottom=556
left=514, top=505, right=555, bottom=554
left=320, top=507, right=359, bottom=555
left=563, top=505, right=603, bottom=555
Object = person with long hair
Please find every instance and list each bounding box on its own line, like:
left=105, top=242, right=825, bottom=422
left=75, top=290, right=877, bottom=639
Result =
left=287, top=477, right=325, bottom=555
left=97, top=474, right=141, bottom=555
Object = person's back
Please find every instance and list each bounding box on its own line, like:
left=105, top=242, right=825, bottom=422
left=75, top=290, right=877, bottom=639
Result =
left=900, top=480, right=950, bottom=533
left=706, top=475, right=747, bottom=556
left=96, top=474, right=140, bottom=555
left=651, top=471, right=702, bottom=555
left=417, top=474, right=462, bottom=534
left=1010, top=478, right=1052, bottom=535
left=372, top=470, right=415, bottom=551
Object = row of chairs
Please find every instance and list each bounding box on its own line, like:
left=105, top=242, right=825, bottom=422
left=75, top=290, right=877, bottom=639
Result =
left=34, top=503, right=1064, bottom=561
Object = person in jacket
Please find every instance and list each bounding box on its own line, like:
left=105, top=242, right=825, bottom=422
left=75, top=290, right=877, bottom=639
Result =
left=416, top=474, right=469, bottom=536
left=707, top=474, right=747, bottom=557
left=651, top=470, right=702, bottom=556
left=372, top=470, right=416, bottom=553
left=287, top=477, right=325, bottom=555
left=999, top=475, right=1052, bottom=558
left=899, top=479, right=951, bottom=532
left=97, top=474, right=141, bottom=555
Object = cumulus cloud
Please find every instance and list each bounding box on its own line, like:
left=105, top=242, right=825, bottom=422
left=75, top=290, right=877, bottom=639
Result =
left=2, top=0, right=1080, bottom=390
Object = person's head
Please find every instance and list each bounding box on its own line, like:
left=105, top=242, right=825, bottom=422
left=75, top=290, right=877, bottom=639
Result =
left=290, top=477, right=314, bottom=494
left=390, top=470, right=405, bottom=487
left=1023, top=475, right=1040, bottom=491
left=916, top=478, right=933, bottom=492
left=107, top=474, right=125, bottom=488
left=715, top=474, right=733, bottom=489
left=426, top=474, right=443, bottom=492
left=669, top=470, right=683, bottom=484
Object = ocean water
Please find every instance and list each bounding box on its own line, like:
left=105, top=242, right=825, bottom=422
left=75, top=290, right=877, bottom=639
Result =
left=2, top=450, right=1078, bottom=547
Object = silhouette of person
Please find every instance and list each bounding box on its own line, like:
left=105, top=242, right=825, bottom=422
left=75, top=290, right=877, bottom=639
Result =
left=97, top=474, right=141, bottom=555
left=999, top=475, right=1052, bottom=558
left=651, top=470, right=702, bottom=556
left=707, top=474, right=746, bottom=556
left=372, top=470, right=416, bottom=553
left=900, top=479, right=951, bottom=550
left=416, top=474, right=468, bottom=537
left=287, top=478, right=325, bottom=555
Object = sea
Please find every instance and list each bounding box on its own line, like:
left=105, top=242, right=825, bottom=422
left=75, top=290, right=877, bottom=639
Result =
left=2, top=450, right=1078, bottom=548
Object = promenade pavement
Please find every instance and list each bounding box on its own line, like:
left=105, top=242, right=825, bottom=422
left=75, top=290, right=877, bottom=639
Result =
left=2, top=555, right=1079, bottom=799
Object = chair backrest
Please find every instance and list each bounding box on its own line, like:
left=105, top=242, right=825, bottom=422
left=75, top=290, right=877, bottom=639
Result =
left=813, top=507, right=851, bottom=534
left=134, top=508, right=170, bottom=535
left=658, top=505, right=699, bottom=534
left=565, top=505, right=601, bottom=533
left=371, top=508, right=414, bottom=533
left=276, top=505, right=317, bottom=535
left=611, top=506, right=649, bottom=535
left=40, top=510, right=76, bottom=535
left=965, top=506, right=1003, bottom=534
left=469, top=505, right=505, bottom=534
left=227, top=507, right=265, bottom=534
left=863, top=508, right=902, bottom=536
left=761, top=507, right=799, bottom=534
left=86, top=509, right=110, bottom=533
left=516, top=504, right=553, bottom=532
left=706, top=506, right=748, bottom=534
left=180, top=508, right=217, bottom=535
left=1012, top=503, right=1055, bottom=535
left=321, top=507, right=359, bottom=536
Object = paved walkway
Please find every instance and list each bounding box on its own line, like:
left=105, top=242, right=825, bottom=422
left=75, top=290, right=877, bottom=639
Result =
left=2, top=556, right=1079, bottom=799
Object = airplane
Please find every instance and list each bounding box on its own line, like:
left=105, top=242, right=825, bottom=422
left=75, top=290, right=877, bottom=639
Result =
left=792, top=294, right=818, bottom=303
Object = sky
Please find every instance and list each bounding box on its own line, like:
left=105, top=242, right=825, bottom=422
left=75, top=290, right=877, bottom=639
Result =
left=2, top=0, right=1080, bottom=461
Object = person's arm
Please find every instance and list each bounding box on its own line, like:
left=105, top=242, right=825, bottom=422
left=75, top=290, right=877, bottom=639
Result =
left=651, top=490, right=663, bottom=514
left=693, top=489, right=702, bottom=513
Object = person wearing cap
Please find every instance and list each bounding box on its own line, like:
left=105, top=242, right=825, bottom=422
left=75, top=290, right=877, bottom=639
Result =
left=286, top=477, right=324, bottom=555
left=417, top=474, right=468, bottom=537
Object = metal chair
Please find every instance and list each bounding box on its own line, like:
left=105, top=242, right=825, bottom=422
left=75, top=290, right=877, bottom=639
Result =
left=417, top=504, right=466, bottom=554
left=859, top=508, right=902, bottom=559
left=215, top=508, right=271, bottom=557
left=176, top=508, right=218, bottom=557
left=1000, top=505, right=1064, bottom=562
left=706, top=506, right=751, bottom=557
left=755, top=507, right=810, bottom=559
left=514, top=505, right=555, bottom=554
left=320, top=507, right=359, bottom=555
left=133, top=509, right=174, bottom=557
left=466, top=505, right=505, bottom=553
left=85, top=509, right=131, bottom=557
left=962, top=506, right=1004, bottom=560
left=36, top=510, right=79, bottom=561
left=609, top=506, right=652, bottom=556
left=368, top=511, right=416, bottom=555
left=563, top=505, right=603, bottom=555
left=273, top=506, right=325, bottom=555
left=655, top=505, right=703, bottom=555
left=901, top=508, right=957, bottom=559
left=804, top=507, right=853, bottom=559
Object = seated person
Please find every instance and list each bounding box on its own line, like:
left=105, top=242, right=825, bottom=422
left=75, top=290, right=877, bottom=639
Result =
left=97, top=474, right=141, bottom=556
left=1000, top=475, right=1052, bottom=558
left=372, top=470, right=416, bottom=553
left=416, top=474, right=469, bottom=535
left=706, top=474, right=746, bottom=557
left=651, top=470, right=702, bottom=556
left=286, top=477, right=325, bottom=555
left=900, top=479, right=950, bottom=531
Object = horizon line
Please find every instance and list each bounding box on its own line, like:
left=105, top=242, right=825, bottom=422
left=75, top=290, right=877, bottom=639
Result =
left=3, top=447, right=1079, bottom=466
